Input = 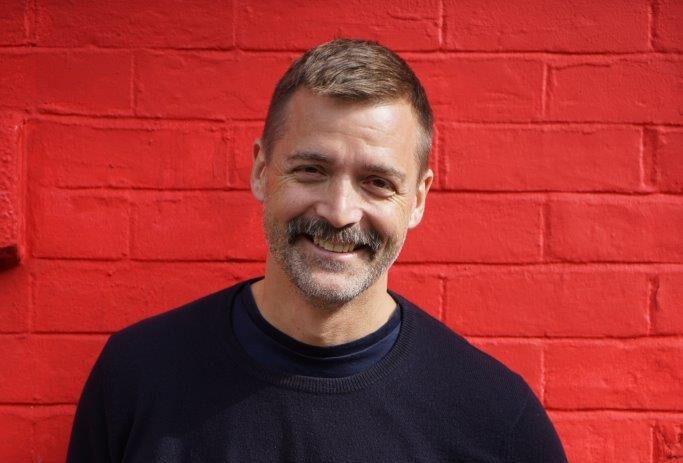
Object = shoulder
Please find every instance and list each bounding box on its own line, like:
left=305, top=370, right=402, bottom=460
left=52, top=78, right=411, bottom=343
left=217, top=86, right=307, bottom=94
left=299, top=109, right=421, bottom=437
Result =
left=99, top=281, right=246, bottom=375
left=394, top=292, right=533, bottom=423
left=396, top=292, right=523, bottom=384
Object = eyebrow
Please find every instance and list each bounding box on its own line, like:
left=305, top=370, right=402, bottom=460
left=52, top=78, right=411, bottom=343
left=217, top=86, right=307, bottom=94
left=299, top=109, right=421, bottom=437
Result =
left=287, top=151, right=407, bottom=183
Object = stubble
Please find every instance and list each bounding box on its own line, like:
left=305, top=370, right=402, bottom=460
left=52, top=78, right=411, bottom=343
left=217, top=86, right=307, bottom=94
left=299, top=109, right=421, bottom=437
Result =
left=263, top=213, right=405, bottom=309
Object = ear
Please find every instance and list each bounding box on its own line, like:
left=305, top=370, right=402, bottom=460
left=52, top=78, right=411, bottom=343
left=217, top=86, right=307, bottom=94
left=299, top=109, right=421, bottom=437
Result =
left=408, top=168, right=434, bottom=229
left=251, top=138, right=267, bottom=202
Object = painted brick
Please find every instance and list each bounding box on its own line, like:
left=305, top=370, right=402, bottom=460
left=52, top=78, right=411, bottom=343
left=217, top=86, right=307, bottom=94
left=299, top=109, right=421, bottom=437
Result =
left=2, top=7, right=683, bottom=460
left=34, top=407, right=76, bottom=463
left=442, top=125, right=642, bottom=191
left=0, top=335, right=105, bottom=403
left=388, top=266, right=442, bottom=320
left=0, top=114, right=23, bottom=265
left=445, top=0, right=649, bottom=52
left=0, top=409, right=33, bottom=462
left=554, top=414, right=651, bottom=463
left=131, top=191, right=266, bottom=260
left=654, top=419, right=683, bottom=463
left=0, top=266, right=29, bottom=332
left=650, top=128, right=683, bottom=193
left=400, top=194, right=542, bottom=263
left=547, top=197, right=683, bottom=262
left=0, top=192, right=19, bottom=265
left=0, top=336, right=32, bottom=402
left=36, top=0, right=234, bottom=48
left=547, top=58, right=683, bottom=123
left=653, top=272, right=683, bottom=335
left=237, top=0, right=439, bottom=51
left=410, top=58, right=543, bottom=122
left=0, top=51, right=131, bottom=114
left=33, top=261, right=264, bottom=332
left=545, top=341, right=683, bottom=410
left=230, top=122, right=262, bottom=189
left=29, top=189, right=129, bottom=259
left=469, top=340, right=543, bottom=399
left=0, top=113, right=22, bottom=192
left=0, top=0, right=26, bottom=45
left=135, top=52, right=292, bottom=120
left=27, top=121, right=228, bottom=189
left=654, top=0, right=683, bottom=51
left=445, top=269, right=649, bottom=337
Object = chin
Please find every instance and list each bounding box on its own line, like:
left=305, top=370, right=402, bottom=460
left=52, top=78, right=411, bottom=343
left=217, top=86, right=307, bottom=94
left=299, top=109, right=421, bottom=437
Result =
left=289, top=268, right=377, bottom=308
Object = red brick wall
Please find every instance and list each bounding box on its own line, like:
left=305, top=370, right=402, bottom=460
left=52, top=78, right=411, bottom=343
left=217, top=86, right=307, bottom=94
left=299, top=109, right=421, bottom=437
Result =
left=1, top=1, right=682, bottom=461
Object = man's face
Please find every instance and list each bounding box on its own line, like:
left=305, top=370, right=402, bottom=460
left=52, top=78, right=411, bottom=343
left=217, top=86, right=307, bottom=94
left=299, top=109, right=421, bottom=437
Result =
left=252, top=90, right=432, bottom=307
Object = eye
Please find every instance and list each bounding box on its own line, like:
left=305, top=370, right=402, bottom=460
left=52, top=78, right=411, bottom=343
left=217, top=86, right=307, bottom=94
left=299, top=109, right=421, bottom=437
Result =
left=365, top=176, right=396, bottom=196
left=291, top=165, right=325, bottom=180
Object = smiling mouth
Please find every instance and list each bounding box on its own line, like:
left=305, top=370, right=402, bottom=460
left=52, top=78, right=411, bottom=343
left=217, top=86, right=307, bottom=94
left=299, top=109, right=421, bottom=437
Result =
left=303, top=235, right=358, bottom=254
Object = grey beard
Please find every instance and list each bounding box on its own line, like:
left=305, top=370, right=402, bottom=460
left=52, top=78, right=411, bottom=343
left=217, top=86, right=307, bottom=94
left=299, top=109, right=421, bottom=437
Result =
left=265, top=215, right=404, bottom=309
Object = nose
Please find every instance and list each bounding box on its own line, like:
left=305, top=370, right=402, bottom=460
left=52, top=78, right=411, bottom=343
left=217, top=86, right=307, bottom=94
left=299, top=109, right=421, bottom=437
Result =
left=313, top=178, right=363, bottom=229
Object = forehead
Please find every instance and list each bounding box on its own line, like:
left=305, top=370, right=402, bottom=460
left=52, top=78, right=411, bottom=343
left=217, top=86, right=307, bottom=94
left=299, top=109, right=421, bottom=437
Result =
left=274, top=90, right=421, bottom=172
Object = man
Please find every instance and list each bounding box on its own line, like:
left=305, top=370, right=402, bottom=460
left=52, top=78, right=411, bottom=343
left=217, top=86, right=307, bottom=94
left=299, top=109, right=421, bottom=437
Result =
left=68, top=39, right=567, bottom=462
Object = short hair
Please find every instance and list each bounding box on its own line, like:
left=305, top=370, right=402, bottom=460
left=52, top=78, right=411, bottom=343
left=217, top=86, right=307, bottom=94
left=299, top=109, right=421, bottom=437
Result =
left=261, top=38, right=433, bottom=175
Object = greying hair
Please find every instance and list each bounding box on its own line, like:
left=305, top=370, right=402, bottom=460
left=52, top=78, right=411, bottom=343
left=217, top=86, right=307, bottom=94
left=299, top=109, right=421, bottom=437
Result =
left=261, top=38, right=433, bottom=174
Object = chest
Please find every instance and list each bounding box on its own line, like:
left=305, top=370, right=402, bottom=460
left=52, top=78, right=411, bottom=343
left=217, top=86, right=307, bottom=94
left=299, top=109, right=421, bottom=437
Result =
left=120, top=387, right=505, bottom=463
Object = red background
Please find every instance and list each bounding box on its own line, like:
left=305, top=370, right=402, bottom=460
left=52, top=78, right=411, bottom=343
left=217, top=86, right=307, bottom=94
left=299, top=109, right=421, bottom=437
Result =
left=1, top=0, right=682, bottom=461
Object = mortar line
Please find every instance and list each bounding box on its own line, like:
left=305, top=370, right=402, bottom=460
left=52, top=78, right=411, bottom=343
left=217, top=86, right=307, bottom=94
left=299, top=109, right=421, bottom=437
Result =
left=22, top=109, right=683, bottom=127
left=9, top=332, right=683, bottom=342
left=130, top=52, right=137, bottom=116
left=547, top=407, right=683, bottom=414
left=28, top=0, right=38, bottom=45
left=27, top=268, right=35, bottom=335
left=27, top=255, right=683, bottom=267
left=20, top=116, right=33, bottom=335
left=438, top=274, right=447, bottom=322
left=437, top=0, right=446, bottom=50
left=649, top=0, right=659, bottom=51
left=643, top=126, right=660, bottom=190
left=647, top=274, right=660, bottom=336
left=467, top=334, right=683, bottom=341
left=2, top=45, right=682, bottom=58
left=544, top=65, right=555, bottom=120
left=45, top=184, right=683, bottom=197
left=549, top=409, right=683, bottom=418
left=437, top=124, right=447, bottom=190
left=639, top=125, right=648, bottom=190
left=540, top=63, right=549, bottom=118
left=540, top=199, right=550, bottom=262
left=126, top=190, right=134, bottom=260
left=30, top=406, right=37, bottom=463
left=540, top=345, right=546, bottom=404
left=650, top=422, right=655, bottom=463
left=231, top=0, right=238, bottom=49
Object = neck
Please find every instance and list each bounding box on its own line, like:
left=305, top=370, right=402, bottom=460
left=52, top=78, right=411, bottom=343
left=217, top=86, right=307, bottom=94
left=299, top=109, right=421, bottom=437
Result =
left=250, top=259, right=396, bottom=347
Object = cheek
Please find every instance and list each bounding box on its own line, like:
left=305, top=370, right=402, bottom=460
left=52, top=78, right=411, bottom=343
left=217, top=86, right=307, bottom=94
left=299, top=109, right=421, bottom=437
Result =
left=265, top=184, right=313, bottom=220
left=366, top=204, right=412, bottom=239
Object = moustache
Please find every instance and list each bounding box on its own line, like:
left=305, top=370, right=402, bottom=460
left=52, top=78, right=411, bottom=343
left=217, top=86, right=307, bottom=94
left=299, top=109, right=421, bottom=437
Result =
left=285, top=216, right=383, bottom=256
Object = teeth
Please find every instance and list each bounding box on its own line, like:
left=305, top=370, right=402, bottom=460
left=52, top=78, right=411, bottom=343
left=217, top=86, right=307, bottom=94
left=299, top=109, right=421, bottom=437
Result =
left=311, top=236, right=354, bottom=253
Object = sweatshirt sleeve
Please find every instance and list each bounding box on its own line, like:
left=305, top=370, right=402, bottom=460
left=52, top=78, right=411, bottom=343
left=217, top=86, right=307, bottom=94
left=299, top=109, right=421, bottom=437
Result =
left=506, top=387, right=568, bottom=463
left=66, top=342, right=114, bottom=462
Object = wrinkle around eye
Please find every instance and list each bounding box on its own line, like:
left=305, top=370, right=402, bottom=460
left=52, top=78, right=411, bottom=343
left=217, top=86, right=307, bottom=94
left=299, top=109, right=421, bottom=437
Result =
left=363, top=177, right=398, bottom=198
left=290, top=165, right=326, bottom=180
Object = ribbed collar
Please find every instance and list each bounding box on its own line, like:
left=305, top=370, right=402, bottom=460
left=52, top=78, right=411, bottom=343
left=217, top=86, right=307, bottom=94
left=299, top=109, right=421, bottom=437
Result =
left=233, top=282, right=400, bottom=377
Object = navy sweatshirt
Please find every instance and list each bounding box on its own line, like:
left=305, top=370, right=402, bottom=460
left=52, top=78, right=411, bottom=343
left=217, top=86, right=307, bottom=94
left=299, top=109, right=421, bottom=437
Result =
left=67, top=280, right=567, bottom=462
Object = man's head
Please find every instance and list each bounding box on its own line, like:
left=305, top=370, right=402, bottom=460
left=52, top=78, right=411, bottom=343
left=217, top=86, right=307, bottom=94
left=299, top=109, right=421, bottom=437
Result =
left=251, top=39, right=434, bottom=308
left=261, top=38, right=433, bottom=176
